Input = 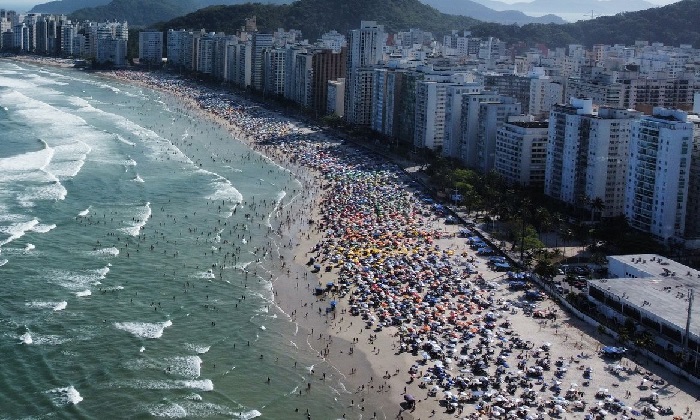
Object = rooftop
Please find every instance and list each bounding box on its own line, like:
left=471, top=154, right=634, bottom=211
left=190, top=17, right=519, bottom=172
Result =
left=589, top=275, right=700, bottom=339
left=608, top=254, right=700, bottom=279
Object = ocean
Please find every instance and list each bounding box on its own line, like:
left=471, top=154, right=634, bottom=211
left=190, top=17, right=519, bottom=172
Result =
left=0, top=60, right=351, bottom=419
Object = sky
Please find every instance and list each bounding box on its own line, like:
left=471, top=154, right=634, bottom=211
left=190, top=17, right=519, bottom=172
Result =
left=0, top=0, right=684, bottom=13
left=495, top=0, right=678, bottom=3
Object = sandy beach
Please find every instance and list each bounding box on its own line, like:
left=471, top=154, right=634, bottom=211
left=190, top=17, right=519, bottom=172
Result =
left=13, top=57, right=698, bottom=420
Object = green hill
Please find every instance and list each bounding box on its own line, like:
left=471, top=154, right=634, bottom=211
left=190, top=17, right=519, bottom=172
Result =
left=159, top=0, right=700, bottom=48
left=161, top=0, right=480, bottom=40
left=70, top=0, right=199, bottom=26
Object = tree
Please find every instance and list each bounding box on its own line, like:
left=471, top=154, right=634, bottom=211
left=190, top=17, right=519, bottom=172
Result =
left=534, top=258, right=557, bottom=278
left=589, top=197, right=605, bottom=222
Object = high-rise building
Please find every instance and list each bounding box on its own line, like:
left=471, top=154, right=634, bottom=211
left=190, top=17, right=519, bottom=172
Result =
left=263, top=47, right=286, bottom=96
left=626, top=108, right=695, bottom=242
left=327, top=78, right=345, bottom=117
left=251, top=32, right=273, bottom=91
left=545, top=98, right=641, bottom=217
left=459, top=91, right=509, bottom=168
left=475, top=101, right=523, bottom=173
left=344, top=21, right=386, bottom=125
left=414, top=72, right=481, bottom=153
left=495, top=121, right=549, bottom=187
left=443, top=83, right=483, bottom=159
left=167, top=29, right=193, bottom=69
left=138, top=31, right=163, bottom=65
left=310, top=48, right=346, bottom=115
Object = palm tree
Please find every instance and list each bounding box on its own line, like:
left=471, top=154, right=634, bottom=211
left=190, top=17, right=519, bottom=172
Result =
left=590, top=197, right=605, bottom=222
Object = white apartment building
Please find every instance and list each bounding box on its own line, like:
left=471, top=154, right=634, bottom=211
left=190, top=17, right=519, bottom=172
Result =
left=196, top=34, right=216, bottom=74
left=443, top=82, right=483, bottom=159
left=138, top=30, right=163, bottom=64
left=319, top=30, right=346, bottom=53
left=347, top=68, right=375, bottom=126
left=96, top=36, right=127, bottom=67
left=60, top=22, right=76, bottom=56
left=226, top=41, right=251, bottom=87
left=167, top=29, right=193, bottom=69
left=475, top=100, right=522, bottom=173
left=545, top=98, right=641, bottom=217
left=251, top=32, right=273, bottom=91
left=327, top=78, right=345, bottom=117
left=625, top=108, right=695, bottom=242
left=495, top=121, right=549, bottom=187
left=459, top=91, right=513, bottom=169
left=263, top=47, right=286, bottom=96
left=529, top=75, right=563, bottom=119
left=413, top=72, right=475, bottom=152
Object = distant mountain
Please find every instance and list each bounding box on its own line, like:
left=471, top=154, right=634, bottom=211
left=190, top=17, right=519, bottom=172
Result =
left=31, top=0, right=111, bottom=14
left=468, top=0, right=700, bottom=47
left=160, top=0, right=481, bottom=40
left=472, top=0, right=657, bottom=17
left=419, top=0, right=565, bottom=24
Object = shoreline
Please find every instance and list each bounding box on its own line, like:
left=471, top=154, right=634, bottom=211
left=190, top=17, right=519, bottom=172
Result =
left=102, top=68, right=393, bottom=417
left=8, top=57, right=699, bottom=420
left=98, top=68, right=700, bottom=420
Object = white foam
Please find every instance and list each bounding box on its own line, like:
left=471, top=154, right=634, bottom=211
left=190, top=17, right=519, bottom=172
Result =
left=149, top=403, right=187, bottom=418
left=199, top=169, right=243, bottom=204
left=193, top=270, right=215, bottom=279
left=46, top=386, right=83, bottom=406
left=139, top=346, right=145, bottom=353
left=87, top=247, right=119, bottom=257
left=31, top=223, right=56, bottom=233
left=236, top=410, right=262, bottom=419
left=20, top=332, right=32, bottom=344
left=78, top=207, right=91, bottom=217
left=111, top=379, right=213, bottom=391
left=166, top=356, right=202, bottom=378
left=51, top=266, right=109, bottom=290
left=25, top=301, right=66, bottom=311
left=133, top=174, right=144, bottom=183
left=116, top=117, right=193, bottom=165
left=75, top=289, right=92, bottom=297
left=21, top=333, right=70, bottom=345
left=0, top=218, right=39, bottom=247
left=0, top=91, right=95, bottom=183
left=186, top=393, right=202, bottom=401
left=186, top=344, right=210, bottom=354
left=120, top=202, right=151, bottom=236
left=95, top=265, right=110, bottom=279
left=114, top=319, right=172, bottom=339
left=24, top=243, right=35, bottom=252
left=115, top=134, right=136, bottom=146
left=0, top=259, right=7, bottom=267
